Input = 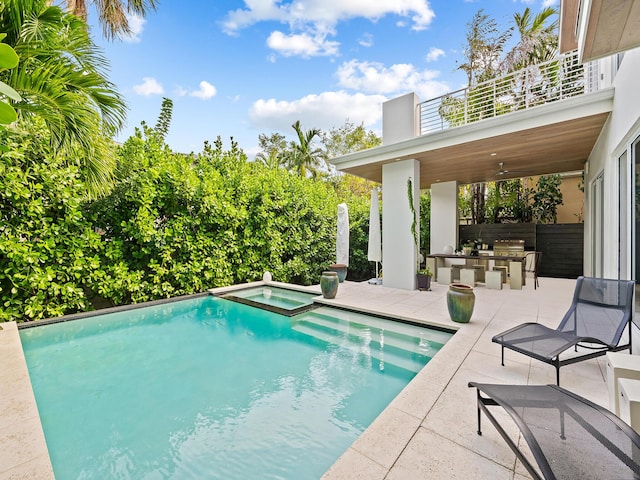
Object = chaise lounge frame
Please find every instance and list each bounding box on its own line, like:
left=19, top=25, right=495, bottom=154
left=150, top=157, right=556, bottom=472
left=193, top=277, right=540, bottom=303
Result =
left=469, top=382, right=640, bottom=480
left=492, top=276, right=635, bottom=385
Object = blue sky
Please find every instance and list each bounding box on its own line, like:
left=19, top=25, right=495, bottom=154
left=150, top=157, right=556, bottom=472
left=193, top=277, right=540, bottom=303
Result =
left=91, top=0, right=559, bottom=157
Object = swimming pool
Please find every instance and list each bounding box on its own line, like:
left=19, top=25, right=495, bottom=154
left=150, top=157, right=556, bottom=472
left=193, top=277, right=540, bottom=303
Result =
left=20, top=294, right=453, bottom=479
left=221, top=285, right=316, bottom=316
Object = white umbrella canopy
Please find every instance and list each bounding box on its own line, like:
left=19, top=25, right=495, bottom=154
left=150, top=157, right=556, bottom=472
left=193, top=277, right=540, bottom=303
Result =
left=367, top=189, right=381, bottom=280
left=336, top=203, right=349, bottom=265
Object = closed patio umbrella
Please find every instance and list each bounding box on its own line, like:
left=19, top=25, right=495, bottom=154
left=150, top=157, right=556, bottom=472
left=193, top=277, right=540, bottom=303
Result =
left=336, top=203, right=349, bottom=266
left=367, top=188, right=382, bottom=282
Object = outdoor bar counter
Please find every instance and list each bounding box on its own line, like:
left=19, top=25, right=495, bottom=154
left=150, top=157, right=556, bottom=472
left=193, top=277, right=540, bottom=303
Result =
left=426, top=253, right=526, bottom=289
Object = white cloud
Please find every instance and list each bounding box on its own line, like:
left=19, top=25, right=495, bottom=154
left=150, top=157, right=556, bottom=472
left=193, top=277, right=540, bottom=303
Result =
left=336, top=60, right=450, bottom=99
left=267, top=30, right=339, bottom=57
left=174, top=82, right=218, bottom=99
left=121, top=13, right=146, bottom=43
left=425, top=47, right=445, bottom=62
left=133, top=77, right=164, bottom=96
left=190, top=81, right=217, bottom=100
left=542, top=0, right=559, bottom=6
left=358, top=33, right=374, bottom=48
left=248, top=90, right=386, bottom=132
left=223, top=0, right=435, bottom=34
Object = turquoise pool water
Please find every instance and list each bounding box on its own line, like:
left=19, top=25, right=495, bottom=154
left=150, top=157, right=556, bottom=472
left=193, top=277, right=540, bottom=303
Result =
left=20, top=295, right=453, bottom=479
left=222, top=286, right=316, bottom=315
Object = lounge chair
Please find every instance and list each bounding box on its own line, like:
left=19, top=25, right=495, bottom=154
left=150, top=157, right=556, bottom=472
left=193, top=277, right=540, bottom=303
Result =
left=492, top=276, right=634, bottom=385
left=468, top=382, right=640, bottom=480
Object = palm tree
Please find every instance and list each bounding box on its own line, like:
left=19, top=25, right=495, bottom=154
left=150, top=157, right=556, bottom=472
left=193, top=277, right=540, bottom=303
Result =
left=285, top=120, right=326, bottom=178
left=504, top=7, right=558, bottom=71
left=64, top=0, right=158, bottom=40
left=0, top=34, right=21, bottom=125
left=255, top=132, right=287, bottom=169
left=0, top=0, right=127, bottom=190
left=457, top=10, right=512, bottom=86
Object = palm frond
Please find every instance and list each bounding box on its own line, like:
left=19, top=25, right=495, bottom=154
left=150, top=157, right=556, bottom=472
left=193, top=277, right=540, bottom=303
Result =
left=1, top=0, right=127, bottom=193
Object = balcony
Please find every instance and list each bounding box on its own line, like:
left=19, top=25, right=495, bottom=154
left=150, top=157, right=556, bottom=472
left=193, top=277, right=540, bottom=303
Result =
left=419, top=50, right=602, bottom=135
left=331, top=49, right=614, bottom=188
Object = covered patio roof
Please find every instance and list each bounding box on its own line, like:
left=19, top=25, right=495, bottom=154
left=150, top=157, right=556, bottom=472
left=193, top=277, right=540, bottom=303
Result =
left=331, top=88, right=614, bottom=189
left=560, top=0, right=640, bottom=62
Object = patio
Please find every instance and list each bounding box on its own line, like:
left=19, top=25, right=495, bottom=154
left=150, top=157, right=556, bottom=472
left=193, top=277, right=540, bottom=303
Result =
left=0, top=276, right=614, bottom=479
left=319, top=276, right=610, bottom=479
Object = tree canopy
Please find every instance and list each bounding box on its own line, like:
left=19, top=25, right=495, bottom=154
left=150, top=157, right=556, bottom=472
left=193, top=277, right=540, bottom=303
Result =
left=64, top=0, right=158, bottom=40
left=0, top=0, right=127, bottom=191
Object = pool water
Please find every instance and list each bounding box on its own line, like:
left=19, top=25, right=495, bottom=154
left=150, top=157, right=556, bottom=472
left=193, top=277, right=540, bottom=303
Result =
left=221, top=286, right=316, bottom=315
left=20, top=295, right=452, bottom=479
left=293, top=307, right=454, bottom=374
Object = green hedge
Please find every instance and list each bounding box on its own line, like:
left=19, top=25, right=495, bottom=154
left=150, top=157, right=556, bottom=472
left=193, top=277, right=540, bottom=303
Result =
left=1, top=123, right=373, bottom=321
left=0, top=123, right=103, bottom=320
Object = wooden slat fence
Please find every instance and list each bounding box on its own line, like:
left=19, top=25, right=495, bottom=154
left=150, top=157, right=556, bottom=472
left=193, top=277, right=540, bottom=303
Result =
left=458, top=223, right=584, bottom=279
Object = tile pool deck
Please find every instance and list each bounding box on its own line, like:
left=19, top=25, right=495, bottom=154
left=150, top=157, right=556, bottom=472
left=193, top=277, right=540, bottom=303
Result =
left=0, top=277, right=615, bottom=479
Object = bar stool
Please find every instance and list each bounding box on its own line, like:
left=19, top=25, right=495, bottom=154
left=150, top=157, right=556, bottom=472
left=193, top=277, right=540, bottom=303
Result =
left=460, top=268, right=476, bottom=286
left=493, top=266, right=508, bottom=283
left=485, top=270, right=503, bottom=290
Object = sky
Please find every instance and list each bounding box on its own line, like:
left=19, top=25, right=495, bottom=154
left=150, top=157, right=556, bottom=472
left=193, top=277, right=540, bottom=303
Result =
left=90, top=0, right=560, bottom=157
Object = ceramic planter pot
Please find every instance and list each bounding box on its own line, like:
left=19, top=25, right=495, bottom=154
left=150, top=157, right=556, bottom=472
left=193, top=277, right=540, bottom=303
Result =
left=328, top=263, right=348, bottom=283
left=320, top=271, right=339, bottom=299
left=447, top=283, right=475, bottom=323
left=416, top=273, right=431, bottom=291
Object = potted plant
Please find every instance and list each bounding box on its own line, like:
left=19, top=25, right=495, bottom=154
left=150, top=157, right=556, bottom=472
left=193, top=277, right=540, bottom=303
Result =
left=416, top=266, right=432, bottom=291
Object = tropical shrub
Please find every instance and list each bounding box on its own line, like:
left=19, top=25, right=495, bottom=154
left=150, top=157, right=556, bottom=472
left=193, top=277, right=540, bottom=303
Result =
left=0, top=118, right=373, bottom=321
left=0, top=121, right=102, bottom=320
left=86, top=125, right=343, bottom=306
left=420, top=190, right=431, bottom=254
left=532, top=174, right=563, bottom=223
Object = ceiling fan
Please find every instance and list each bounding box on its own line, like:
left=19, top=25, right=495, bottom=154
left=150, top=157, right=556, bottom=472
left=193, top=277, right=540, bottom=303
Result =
left=494, top=162, right=529, bottom=178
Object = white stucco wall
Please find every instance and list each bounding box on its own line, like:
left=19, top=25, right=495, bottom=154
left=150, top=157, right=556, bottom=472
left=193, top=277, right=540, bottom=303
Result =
left=584, top=48, right=640, bottom=279
left=382, top=93, right=420, bottom=145
left=430, top=181, right=459, bottom=255
left=382, top=159, right=420, bottom=290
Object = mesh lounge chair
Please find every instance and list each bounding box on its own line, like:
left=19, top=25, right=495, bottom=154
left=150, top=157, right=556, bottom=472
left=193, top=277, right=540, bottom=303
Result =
left=492, top=276, right=635, bottom=385
left=468, top=382, right=640, bottom=480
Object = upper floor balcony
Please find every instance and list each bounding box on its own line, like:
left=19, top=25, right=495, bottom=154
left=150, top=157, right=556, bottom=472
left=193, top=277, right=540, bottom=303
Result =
left=332, top=49, right=615, bottom=188
left=418, top=49, right=604, bottom=135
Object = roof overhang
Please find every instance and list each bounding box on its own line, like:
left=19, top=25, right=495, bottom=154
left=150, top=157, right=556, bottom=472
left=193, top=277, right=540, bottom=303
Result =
left=331, top=88, right=614, bottom=188
left=560, top=0, right=640, bottom=61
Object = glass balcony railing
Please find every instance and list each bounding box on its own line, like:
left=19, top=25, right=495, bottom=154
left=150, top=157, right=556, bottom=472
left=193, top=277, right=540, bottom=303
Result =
left=418, top=50, right=602, bottom=135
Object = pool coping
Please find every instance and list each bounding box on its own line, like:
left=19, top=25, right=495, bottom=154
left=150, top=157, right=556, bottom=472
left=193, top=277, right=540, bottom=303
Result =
left=17, top=291, right=211, bottom=330
left=0, top=321, right=55, bottom=479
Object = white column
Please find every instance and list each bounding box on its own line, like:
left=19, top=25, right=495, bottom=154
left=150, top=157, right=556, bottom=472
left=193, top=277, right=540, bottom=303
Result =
left=382, top=159, right=420, bottom=290
left=430, top=181, right=459, bottom=255
left=382, top=93, right=420, bottom=145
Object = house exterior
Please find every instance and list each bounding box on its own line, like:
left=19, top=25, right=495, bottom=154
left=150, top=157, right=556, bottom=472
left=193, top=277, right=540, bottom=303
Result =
left=330, top=0, right=640, bottom=307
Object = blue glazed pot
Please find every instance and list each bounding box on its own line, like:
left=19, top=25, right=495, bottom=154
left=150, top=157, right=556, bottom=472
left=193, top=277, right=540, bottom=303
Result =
left=329, top=263, right=348, bottom=283
left=320, top=271, right=339, bottom=299
left=447, top=283, right=475, bottom=323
